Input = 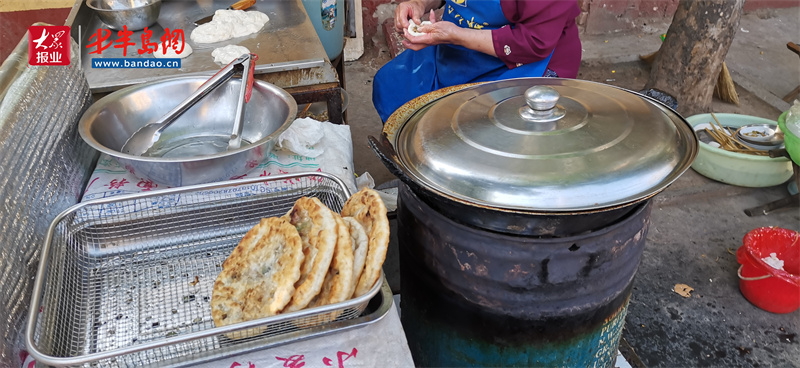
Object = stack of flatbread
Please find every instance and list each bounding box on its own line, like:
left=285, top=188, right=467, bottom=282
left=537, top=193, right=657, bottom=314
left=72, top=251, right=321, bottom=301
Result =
left=210, top=188, right=390, bottom=339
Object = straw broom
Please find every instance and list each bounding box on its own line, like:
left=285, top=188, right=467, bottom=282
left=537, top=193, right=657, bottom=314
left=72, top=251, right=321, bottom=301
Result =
left=639, top=51, right=739, bottom=105
left=714, top=62, right=739, bottom=105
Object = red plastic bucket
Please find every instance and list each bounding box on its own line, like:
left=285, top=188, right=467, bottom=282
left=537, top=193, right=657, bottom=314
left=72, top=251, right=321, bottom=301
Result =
left=736, top=227, right=800, bottom=314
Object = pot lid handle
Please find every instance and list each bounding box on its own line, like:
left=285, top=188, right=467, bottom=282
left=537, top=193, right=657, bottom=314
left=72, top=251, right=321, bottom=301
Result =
left=519, top=85, right=565, bottom=125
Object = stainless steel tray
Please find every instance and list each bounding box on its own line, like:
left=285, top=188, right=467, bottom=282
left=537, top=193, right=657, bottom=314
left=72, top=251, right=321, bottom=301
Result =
left=67, top=0, right=330, bottom=92
left=26, top=173, right=387, bottom=367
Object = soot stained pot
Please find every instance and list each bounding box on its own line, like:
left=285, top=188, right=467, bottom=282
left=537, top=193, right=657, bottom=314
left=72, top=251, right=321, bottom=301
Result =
left=369, top=78, right=698, bottom=236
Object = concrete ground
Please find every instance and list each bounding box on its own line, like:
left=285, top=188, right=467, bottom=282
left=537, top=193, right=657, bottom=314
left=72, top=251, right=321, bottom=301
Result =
left=341, top=8, right=800, bottom=368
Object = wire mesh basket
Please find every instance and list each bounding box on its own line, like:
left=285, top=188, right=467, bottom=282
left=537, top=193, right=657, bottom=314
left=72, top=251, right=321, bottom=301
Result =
left=25, top=173, right=384, bottom=367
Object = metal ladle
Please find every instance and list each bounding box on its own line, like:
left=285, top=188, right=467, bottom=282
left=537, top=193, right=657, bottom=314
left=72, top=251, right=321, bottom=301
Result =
left=121, top=53, right=257, bottom=156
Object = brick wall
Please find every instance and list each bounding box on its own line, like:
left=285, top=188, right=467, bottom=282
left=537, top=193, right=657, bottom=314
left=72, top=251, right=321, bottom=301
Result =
left=0, top=0, right=73, bottom=63
left=362, top=0, right=386, bottom=43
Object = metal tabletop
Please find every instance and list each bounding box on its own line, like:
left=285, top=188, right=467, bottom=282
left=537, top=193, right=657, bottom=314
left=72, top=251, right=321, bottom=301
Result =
left=67, top=0, right=345, bottom=124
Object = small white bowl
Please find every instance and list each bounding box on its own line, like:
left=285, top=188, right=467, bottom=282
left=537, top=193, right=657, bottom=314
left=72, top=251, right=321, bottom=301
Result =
left=736, top=123, right=784, bottom=149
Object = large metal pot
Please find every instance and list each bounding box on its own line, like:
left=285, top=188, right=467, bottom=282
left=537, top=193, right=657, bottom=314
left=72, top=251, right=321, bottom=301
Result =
left=370, top=78, right=698, bottom=236
left=79, top=76, right=297, bottom=187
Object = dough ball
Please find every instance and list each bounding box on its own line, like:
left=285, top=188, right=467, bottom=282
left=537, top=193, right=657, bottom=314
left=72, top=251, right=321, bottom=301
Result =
left=153, top=42, right=193, bottom=59
left=190, top=9, right=270, bottom=44
left=211, top=45, right=251, bottom=65
left=407, top=20, right=431, bottom=37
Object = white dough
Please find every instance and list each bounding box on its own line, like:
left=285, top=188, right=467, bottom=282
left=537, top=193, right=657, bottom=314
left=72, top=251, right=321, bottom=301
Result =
left=153, top=42, right=193, bottom=59
left=190, top=9, right=270, bottom=44
left=212, top=45, right=251, bottom=65
left=407, top=20, right=431, bottom=37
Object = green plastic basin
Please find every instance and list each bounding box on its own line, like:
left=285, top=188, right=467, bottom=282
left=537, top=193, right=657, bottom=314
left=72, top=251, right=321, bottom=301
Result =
left=687, top=113, right=792, bottom=187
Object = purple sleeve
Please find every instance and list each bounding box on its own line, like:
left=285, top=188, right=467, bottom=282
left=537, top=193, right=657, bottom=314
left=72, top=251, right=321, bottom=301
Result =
left=492, top=0, right=580, bottom=70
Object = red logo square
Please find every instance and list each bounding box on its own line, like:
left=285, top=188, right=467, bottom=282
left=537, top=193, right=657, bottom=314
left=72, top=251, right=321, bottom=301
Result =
left=28, top=26, right=71, bottom=66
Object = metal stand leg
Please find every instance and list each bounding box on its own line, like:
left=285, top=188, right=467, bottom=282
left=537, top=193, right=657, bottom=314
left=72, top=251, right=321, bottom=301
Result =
left=330, top=53, right=347, bottom=124
left=744, top=158, right=800, bottom=216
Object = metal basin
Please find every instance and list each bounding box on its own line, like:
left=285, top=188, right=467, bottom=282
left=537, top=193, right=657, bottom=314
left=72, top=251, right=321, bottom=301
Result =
left=79, top=76, right=297, bottom=187
left=86, top=0, right=161, bottom=31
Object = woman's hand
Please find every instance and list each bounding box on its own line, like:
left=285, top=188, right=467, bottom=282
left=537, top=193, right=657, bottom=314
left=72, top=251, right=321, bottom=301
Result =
left=394, top=0, right=427, bottom=33
left=402, top=9, right=496, bottom=56
left=401, top=10, right=457, bottom=51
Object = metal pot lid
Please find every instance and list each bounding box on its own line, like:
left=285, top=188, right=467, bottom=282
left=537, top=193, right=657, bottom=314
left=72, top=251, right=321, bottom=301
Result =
left=393, top=78, right=698, bottom=212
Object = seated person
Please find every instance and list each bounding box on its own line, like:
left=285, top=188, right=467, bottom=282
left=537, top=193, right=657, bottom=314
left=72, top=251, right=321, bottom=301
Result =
left=373, top=0, right=582, bottom=122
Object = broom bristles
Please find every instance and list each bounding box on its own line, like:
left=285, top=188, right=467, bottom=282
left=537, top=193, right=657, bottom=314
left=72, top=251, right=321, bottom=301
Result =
left=639, top=51, right=658, bottom=64
left=715, top=62, right=739, bottom=105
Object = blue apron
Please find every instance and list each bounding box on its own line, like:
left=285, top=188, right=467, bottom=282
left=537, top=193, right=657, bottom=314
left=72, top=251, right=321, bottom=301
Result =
left=373, top=0, right=554, bottom=122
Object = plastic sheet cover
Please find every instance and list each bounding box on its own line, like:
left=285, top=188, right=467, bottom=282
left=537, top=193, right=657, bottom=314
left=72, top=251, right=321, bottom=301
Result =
left=0, top=35, right=97, bottom=367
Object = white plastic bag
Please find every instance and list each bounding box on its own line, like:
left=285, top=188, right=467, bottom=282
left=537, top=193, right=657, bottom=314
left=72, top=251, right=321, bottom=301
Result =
left=276, top=118, right=357, bottom=193
left=278, top=117, right=326, bottom=157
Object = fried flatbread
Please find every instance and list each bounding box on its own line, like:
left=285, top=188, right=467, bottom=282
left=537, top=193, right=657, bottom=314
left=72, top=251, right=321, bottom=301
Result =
left=342, top=216, right=368, bottom=297
left=306, top=214, right=355, bottom=307
left=341, top=188, right=390, bottom=297
left=296, top=214, right=356, bottom=326
left=282, top=197, right=338, bottom=312
left=211, top=217, right=304, bottom=339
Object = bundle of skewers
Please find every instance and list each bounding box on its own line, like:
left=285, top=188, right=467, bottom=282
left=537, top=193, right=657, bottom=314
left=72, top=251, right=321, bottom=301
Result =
left=703, top=113, right=770, bottom=156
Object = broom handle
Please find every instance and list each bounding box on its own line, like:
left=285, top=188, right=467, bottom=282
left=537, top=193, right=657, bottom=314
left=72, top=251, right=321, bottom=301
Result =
left=788, top=42, right=800, bottom=56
